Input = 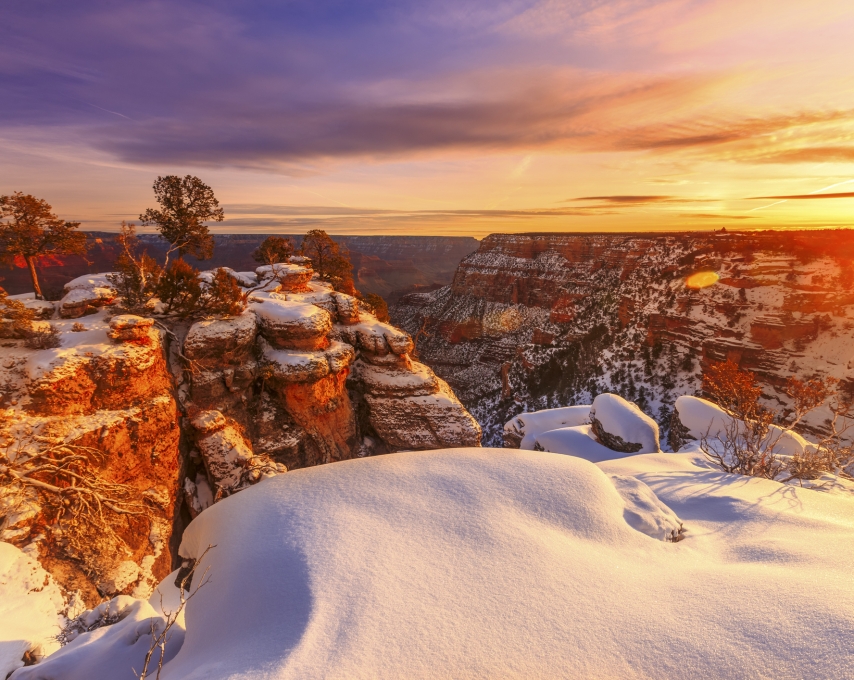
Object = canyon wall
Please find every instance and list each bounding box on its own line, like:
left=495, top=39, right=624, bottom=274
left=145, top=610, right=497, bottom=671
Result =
left=1, top=265, right=480, bottom=605
left=392, top=230, right=854, bottom=446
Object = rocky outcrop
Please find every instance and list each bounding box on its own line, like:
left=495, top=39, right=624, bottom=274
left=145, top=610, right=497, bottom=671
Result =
left=0, top=310, right=181, bottom=605
left=0, top=262, right=482, bottom=608
left=180, top=274, right=480, bottom=471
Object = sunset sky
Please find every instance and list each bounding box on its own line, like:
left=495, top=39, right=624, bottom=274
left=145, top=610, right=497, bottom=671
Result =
left=2, top=0, right=854, bottom=237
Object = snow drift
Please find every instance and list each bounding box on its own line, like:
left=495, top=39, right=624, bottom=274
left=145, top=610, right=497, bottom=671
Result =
left=14, top=447, right=854, bottom=680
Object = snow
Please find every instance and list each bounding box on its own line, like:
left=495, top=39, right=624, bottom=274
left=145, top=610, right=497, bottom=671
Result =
left=62, top=274, right=115, bottom=292
left=251, top=298, right=331, bottom=337
left=59, top=287, right=113, bottom=307
left=674, top=396, right=813, bottom=456
left=534, top=423, right=639, bottom=462
left=504, top=405, right=591, bottom=450
left=22, top=447, right=854, bottom=679
left=12, top=596, right=183, bottom=680
left=590, top=392, right=660, bottom=453
left=0, top=543, right=64, bottom=678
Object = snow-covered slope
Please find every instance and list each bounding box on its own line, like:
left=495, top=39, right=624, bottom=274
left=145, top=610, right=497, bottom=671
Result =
left=16, top=447, right=854, bottom=680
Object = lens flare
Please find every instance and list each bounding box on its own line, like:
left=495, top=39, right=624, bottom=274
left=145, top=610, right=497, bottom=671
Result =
left=685, top=271, right=719, bottom=289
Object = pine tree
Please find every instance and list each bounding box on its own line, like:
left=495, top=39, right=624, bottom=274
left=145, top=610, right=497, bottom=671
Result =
left=139, top=175, right=223, bottom=266
left=0, top=192, right=88, bottom=299
left=299, top=230, right=354, bottom=294
left=252, top=236, right=294, bottom=266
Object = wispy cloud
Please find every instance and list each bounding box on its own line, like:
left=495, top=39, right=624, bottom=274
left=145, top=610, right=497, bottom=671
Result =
left=749, top=191, right=854, bottom=200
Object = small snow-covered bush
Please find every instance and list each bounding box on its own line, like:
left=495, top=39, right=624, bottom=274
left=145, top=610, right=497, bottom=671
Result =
left=71, top=322, right=86, bottom=332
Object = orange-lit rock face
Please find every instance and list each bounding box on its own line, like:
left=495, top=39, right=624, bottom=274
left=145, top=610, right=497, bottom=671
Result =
left=277, top=368, right=359, bottom=463
left=2, top=318, right=181, bottom=605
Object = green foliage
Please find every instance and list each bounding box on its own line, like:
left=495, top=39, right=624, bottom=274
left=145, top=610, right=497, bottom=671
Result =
left=252, top=236, right=294, bottom=266
left=156, top=259, right=202, bottom=316
left=107, top=222, right=162, bottom=312
left=0, top=192, right=88, bottom=299
left=358, top=292, right=388, bottom=321
left=201, top=268, right=247, bottom=316
left=139, top=175, right=223, bottom=263
left=299, top=230, right=354, bottom=293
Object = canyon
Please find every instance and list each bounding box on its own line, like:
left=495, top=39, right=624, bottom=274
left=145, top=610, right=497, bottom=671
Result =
left=0, top=264, right=480, bottom=607
left=391, top=230, right=854, bottom=446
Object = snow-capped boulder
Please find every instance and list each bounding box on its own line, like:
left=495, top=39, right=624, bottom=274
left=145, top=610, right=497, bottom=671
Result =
left=63, top=273, right=115, bottom=292
left=334, top=316, right=414, bottom=357
left=260, top=338, right=355, bottom=384
left=331, top=292, right=360, bottom=324
left=59, top=287, right=116, bottom=318
left=349, top=359, right=439, bottom=397
left=199, top=267, right=257, bottom=289
left=363, top=380, right=482, bottom=450
left=504, top=405, right=591, bottom=449
left=184, top=311, right=258, bottom=363
left=255, top=263, right=313, bottom=292
left=533, top=424, right=632, bottom=463
left=589, top=393, right=659, bottom=454
left=253, top=298, right=332, bottom=350
left=107, top=314, right=155, bottom=343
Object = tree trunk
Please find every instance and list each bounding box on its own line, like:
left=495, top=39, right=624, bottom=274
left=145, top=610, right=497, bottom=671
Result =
left=26, top=255, right=44, bottom=300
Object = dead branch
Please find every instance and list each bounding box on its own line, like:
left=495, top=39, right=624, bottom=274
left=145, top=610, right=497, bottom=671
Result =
left=136, top=544, right=216, bottom=680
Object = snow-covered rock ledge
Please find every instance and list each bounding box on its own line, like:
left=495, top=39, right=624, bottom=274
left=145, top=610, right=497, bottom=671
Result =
left=8, top=446, right=854, bottom=679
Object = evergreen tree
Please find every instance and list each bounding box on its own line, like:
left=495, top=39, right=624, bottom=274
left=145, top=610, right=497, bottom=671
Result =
left=0, top=192, right=88, bottom=299
left=139, top=175, right=223, bottom=266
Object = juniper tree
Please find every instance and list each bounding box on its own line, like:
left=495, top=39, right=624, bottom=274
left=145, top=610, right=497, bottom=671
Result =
left=299, top=230, right=354, bottom=293
left=0, top=192, right=88, bottom=299
left=139, top=175, right=223, bottom=266
left=252, top=236, right=294, bottom=266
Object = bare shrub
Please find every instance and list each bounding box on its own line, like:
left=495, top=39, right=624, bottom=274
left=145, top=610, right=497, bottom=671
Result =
left=702, top=359, right=853, bottom=482
left=136, top=544, right=216, bottom=680
left=106, top=222, right=162, bottom=312
left=24, top=323, right=61, bottom=349
left=71, top=322, right=86, bottom=332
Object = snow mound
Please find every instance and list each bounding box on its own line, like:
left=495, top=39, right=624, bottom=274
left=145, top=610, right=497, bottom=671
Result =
left=21, top=447, right=854, bottom=679
left=63, top=274, right=115, bottom=292
left=12, top=595, right=183, bottom=680
left=673, top=396, right=812, bottom=456
left=0, top=543, right=64, bottom=678
left=534, top=424, right=637, bottom=462
left=590, top=393, right=659, bottom=453
left=504, top=405, right=590, bottom=449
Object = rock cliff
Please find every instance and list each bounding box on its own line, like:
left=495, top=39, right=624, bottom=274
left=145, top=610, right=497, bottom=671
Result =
left=392, top=230, right=854, bottom=446
left=1, top=263, right=480, bottom=605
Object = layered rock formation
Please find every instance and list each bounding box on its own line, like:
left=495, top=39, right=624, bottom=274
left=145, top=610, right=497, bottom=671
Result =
left=393, top=230, right=854, bottom=446
left=0, top=304, right=181, bottom=605
left=1, top=263, right=481, bottom=606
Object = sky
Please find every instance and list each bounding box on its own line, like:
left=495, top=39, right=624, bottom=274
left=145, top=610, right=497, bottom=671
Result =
left=2, top=0, right=854, bottom=237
